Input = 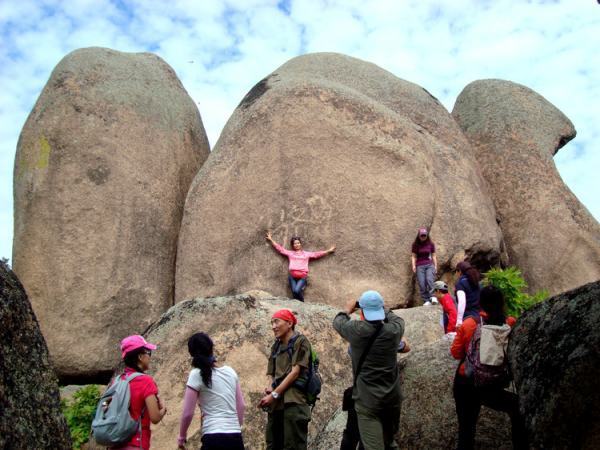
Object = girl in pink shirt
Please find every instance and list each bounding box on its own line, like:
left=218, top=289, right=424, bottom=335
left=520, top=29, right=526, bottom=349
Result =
left=266, top=231, right=335, bottom=302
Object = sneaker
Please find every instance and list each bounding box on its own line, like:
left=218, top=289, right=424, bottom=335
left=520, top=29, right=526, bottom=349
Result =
left=431, top=297, right=439, bottom=305
left=423, top=301, right=432, bottom=306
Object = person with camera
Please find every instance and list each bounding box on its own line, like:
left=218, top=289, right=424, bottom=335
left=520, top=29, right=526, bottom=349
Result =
left=333, top=291, right=405, bottom=450
left=258, top=309, right=313, bottom=450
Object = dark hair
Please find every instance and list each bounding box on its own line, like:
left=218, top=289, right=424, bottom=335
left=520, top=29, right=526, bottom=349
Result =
left=457, top=261, right=480, bottom=288
left=479, top=285, right=506, bottom=326
left=290, top=236, right=303, bottom=247
left=413, top=231, right=432, bottom=247
left=123, top=347, right=146, bottom=372
left=188, top=332, right=215, bottom=388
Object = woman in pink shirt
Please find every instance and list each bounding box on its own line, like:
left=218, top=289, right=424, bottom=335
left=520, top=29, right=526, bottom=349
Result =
left=266, top=231, right=335, bottom=302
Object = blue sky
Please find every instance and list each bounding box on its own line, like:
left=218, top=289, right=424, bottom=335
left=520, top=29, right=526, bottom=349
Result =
left=1, top=0, right=599, bottom=262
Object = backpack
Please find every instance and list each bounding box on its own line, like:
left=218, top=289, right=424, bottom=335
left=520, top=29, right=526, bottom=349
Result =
left=465, top=318, right=511, bottom=388
left=271, top=334, right=322, bottom=407
left=91, top=372, right=145, bottom=446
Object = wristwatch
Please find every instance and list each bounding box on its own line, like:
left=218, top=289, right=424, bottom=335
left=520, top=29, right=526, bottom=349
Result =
left=271, top=391, right=280, bottom=399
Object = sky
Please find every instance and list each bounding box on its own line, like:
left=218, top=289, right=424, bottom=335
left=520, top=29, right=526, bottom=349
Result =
left=1, top=0, right=599, bottom=263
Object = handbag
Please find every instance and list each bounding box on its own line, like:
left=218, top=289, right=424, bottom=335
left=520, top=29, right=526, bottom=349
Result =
left=341, top=322, right=384, bottom=411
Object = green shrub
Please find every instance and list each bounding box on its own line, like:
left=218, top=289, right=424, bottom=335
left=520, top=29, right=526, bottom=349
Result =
left=483, top=266, right=548, bottom=318
left=61, top=385, right=100, bottom=449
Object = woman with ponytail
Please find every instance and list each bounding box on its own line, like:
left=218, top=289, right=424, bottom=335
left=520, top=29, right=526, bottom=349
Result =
left=177, top=333, right=245, bottom=450
left=454, top=261, right=481, bottom=328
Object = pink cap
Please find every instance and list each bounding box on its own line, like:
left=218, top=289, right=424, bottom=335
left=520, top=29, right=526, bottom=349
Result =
left=418, top=227, right=428, bottom=235
left=120, top=335, right=157, bottom=359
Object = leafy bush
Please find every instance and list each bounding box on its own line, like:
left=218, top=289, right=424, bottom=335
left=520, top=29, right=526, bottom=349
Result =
left=483, top=266, right=548, bottom=317
left=61, top=385, right=100, bottom=449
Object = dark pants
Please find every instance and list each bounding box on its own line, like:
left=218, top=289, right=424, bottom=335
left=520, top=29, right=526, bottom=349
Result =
left=453, top=374, right=527, bottom=450
left=288, top=275, right=307, bottom=302
left=340, top=405, right=365, bottom=450
left=201, top=432, right=244, bottom=450
left=266, top=403, right=311, bottom=450
left=354, top=401, right=400, bottom=450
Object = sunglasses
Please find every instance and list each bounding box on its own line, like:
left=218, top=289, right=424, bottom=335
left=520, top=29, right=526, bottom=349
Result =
left=141, top=350, right=152, bottom=356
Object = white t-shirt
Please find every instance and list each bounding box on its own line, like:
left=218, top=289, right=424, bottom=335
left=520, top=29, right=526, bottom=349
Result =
left=186, top=365, right=241, bottom=435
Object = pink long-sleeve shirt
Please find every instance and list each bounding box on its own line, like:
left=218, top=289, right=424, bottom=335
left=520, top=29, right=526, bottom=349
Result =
left=273, top=242, right=328, bottom=278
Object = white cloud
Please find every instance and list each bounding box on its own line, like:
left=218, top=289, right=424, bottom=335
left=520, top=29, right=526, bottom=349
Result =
left=0, top=0, right=598, bottom=263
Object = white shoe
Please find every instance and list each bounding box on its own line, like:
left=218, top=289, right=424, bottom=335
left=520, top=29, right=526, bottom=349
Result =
left=423, top=301, right=432, bottom=306
left=431, top=297, right=439, bottom=305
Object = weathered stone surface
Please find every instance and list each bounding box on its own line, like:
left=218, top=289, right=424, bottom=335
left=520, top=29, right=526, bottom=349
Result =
left=141, top=293, right=353, bottom=450
left=175, top=52, right=505, bottom=308
left=314, top=306, right=512, bottom=449
left=452, top=79, right=600, bottom=296
left=12, top=47, right=209, bottom=380
left=0, top=261, right=72, bottom=449
left=508, top=280, right=600, bottom=449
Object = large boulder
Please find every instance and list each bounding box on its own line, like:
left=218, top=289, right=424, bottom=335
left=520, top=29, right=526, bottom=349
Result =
left=0, top=261, right=72, bottom=449
left=12, top=47, right=209, bottom=381
left=508, top=280, right=600, bottom=449
left=175, top=52, right=505, bottom=308
left=140, top=292, right=353, bottom=450
left=452, top=79, right=600, bottom=296
left=313, top=306, right=512, bottom=449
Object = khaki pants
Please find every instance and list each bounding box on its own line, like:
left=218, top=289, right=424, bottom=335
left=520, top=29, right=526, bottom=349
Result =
left=355, top=401, right=400, bottom=450
left=266, top=403, right=311, bottom=450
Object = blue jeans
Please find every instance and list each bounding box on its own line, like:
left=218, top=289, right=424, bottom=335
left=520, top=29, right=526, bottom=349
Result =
left=288, top=275, right=307, bottom=302
left=416, top=263, right=435, bottom=303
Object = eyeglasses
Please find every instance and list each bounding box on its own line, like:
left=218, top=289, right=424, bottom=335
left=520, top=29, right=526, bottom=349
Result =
left=142, top=350, right=152, bottom=356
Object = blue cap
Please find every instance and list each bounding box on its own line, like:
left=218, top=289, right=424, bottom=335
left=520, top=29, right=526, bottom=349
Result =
left=358, top=290, right=385, bottom=321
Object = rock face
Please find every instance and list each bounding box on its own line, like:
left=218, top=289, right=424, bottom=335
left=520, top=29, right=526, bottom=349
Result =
left=313, top=306, right=512, bottom=449
left=508, top=280, right=600, bottom=449
left=140, top=292, right=353, bottom=450
left=0, top=261, right=72, bottom=449
left=12, top=47, right=209, bottom=381
left=452, top=79, right=600, bottom=296
left=175, top=52, right=504, bottom=307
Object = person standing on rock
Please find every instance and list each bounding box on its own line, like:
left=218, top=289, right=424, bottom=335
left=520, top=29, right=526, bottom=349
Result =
left=266, top=231, right=335, bottom=302
left=177, top=332, right=245, bottom=450
left=114, top=335, right=167, bottom=450
left=454, top=261, right=481, bottom=328
left=259, top=309, right=313, bottom=450
left=333, top=291, right=404, bottom=450
left=411, top=228, right=438, bottom=306
left=433, top=280, right=458, bottom=336
left=450, top=285, right=526, bottom=450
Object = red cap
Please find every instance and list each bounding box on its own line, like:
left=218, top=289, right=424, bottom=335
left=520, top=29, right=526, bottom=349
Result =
left=272, top=309, right=297, bottom=325
left=120, top=335, right=157, bottom=359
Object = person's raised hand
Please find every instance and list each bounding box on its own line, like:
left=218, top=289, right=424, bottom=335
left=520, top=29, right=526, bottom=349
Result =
left=266, top=231, right=273, bottom=242
left=328, top=245, right=336, bottom=253
left=345, top=297, right=358, bottom=315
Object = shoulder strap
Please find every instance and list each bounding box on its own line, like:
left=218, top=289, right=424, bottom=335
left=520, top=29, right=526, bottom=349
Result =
left=353, top=322, right=384, bottom=387
left=270, top=334, right=300, bottom=378
left=125, top=372, right=145, bottom=383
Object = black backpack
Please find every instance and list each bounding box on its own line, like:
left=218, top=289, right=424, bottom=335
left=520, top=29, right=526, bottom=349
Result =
left=271, top=334, right=322, bottom=407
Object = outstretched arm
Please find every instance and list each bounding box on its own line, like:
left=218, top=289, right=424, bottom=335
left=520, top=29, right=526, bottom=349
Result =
left=266, top=231, right=289, bottom=256
left=308, top=244, right=336, bottom=259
